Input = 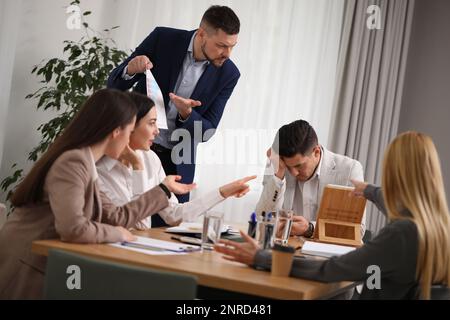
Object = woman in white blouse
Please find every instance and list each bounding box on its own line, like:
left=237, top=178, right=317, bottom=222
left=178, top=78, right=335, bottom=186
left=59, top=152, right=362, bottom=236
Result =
left=97, top=92, right=255, bottom=229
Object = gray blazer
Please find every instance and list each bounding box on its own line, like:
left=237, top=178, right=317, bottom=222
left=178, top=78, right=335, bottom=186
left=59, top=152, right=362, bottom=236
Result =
left=255, top=147, right=366, bottom=235
left=0, top=148, right=169, bottom=299
left=254, top=185, right=420, bottom=299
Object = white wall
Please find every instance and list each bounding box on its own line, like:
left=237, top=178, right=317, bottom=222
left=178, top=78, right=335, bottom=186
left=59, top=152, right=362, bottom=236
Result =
left=0, top=1, right=22, bottom=172
left=0, top=0, right=125, bottom=207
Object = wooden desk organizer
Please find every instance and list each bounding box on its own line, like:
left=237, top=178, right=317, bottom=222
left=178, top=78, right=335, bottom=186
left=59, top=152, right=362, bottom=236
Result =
left=317, top=219, right=361, bottom=247
left=312, top=185, right=366, bottom=247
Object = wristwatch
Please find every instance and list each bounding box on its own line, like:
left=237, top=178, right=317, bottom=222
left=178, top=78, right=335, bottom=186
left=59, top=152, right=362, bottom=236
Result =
left=303, top=222, right=315, bottom=238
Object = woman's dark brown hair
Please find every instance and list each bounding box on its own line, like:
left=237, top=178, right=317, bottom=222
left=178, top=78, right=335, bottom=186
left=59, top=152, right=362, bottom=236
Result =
left=125, top=92, right=155, bottom=124
left=11, top=89, right=137, bottom=207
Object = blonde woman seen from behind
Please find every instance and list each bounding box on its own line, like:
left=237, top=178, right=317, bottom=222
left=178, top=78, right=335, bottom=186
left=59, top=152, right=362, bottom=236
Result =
left=381, top=132, right=450, bottom=299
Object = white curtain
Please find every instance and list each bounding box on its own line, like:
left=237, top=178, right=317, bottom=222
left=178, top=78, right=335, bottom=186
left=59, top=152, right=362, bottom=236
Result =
left=191, top=0, right=346, bottom=223
left=328, top=0, right=415, bottom=234
left=98, top=0, right=347, bottom=225
left=0, top=0, right=346, bottom=226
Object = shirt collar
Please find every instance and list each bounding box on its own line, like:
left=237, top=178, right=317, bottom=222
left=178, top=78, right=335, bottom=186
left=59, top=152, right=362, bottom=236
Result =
left=188, top=31, right=210, bottom=66
left=87, top=147, right=99, bottom=181
left=315, top=146, right=324, bottom=178
left=96, top=155, right=122, bottom=173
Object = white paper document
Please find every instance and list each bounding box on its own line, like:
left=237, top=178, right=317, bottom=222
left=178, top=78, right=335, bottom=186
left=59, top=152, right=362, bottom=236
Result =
left=301, top=241, right=356, bottom=258
left=109, top=236, right=200, bottom=255
left=146, top=69, right=168, bottom=129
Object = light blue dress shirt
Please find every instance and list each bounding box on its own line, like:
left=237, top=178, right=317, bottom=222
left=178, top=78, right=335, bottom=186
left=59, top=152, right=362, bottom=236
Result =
left=156, top=33, right=210, bottom=149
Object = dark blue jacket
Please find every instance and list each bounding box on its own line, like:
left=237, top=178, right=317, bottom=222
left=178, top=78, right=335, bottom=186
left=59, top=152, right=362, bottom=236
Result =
left=108, top=27, right=240, bottom=193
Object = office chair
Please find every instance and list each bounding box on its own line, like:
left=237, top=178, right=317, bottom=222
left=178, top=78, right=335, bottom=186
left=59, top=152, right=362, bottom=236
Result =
left=362, top=230, right=373, bottom=243
left=431, top=285, right=450, bottom=300
left=44, top=249, right=197, bottom=300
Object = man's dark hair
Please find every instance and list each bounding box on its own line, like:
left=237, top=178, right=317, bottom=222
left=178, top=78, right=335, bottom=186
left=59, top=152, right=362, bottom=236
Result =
left=201, top=5, right=240, bottom=35
left=272, top=120, right=319, bottom=158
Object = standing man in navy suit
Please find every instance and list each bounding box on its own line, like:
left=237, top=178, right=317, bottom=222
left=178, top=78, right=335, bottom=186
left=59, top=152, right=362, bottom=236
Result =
left=108, top=5, right=240, bottom=226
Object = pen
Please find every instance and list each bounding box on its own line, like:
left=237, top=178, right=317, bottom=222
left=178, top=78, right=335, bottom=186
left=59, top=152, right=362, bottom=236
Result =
left=171, top=235, right=202, bottom=246
left=121, top=241, right=199, bottom=253
left=247, top=212, right=257, bottom=238
left=121, top=242, right=167, bottom=252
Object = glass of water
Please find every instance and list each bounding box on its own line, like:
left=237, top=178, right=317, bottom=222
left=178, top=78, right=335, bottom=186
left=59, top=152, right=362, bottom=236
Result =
left=273, top=209, right=294, bottom=246
left=255, top=212, right=276, bottom=249
left=201, top=211, right=224, bottom=250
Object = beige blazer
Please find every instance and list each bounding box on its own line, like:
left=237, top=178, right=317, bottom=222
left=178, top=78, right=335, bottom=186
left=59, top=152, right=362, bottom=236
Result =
left=0, top=147, right=169, bottom=299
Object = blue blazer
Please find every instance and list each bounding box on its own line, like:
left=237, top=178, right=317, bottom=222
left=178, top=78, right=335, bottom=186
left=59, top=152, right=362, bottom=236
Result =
left=108, top=27, right=240, bottom=195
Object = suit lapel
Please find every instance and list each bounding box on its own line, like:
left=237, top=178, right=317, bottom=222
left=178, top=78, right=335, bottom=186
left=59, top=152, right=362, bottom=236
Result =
left=190, top=64, right=217, bottom=101
left=168, top=30, right=196, bottom=92
left=81, top=147, right=103, bottom=220
left=318, top=148, right=337, bottom=201
left=93, top=183, right=102, bottom=220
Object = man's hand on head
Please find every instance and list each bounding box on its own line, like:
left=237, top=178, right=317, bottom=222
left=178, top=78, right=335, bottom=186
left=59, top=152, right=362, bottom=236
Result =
left=267, top=148, right=286, bottom=180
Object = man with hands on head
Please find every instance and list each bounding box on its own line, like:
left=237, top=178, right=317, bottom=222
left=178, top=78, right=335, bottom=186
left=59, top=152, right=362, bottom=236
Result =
left=255, top=120, right=366, bottom=239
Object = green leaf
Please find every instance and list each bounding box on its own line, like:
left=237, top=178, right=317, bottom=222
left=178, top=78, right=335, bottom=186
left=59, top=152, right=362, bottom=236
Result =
left=45, top=71, right=52, bottom=82
left=63, top=43, right=72, bottom=52
left=0, top=165, right=23, bottom=200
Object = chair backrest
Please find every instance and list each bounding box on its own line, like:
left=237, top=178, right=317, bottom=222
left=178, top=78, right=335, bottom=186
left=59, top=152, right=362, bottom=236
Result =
left=431, top=285, right=450, bottom=300
left=362, top=230, right=372, bottom=243
left=44, top=249, right=197, bottom=300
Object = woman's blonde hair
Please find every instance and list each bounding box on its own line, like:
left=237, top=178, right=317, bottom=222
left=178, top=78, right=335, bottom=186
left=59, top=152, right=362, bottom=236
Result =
left=382, top=131, right=450, bottom=299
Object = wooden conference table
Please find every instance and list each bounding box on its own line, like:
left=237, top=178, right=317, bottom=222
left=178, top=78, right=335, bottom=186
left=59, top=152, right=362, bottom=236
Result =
left=32, top=227, right=355, bottom=300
